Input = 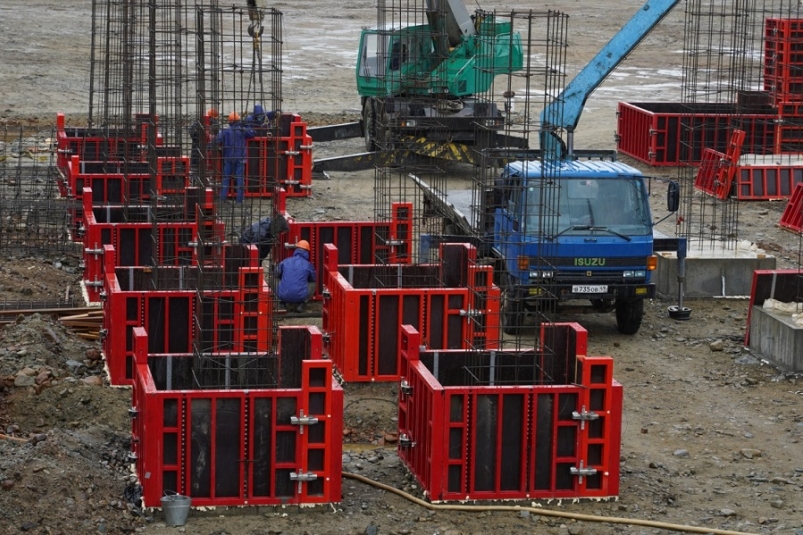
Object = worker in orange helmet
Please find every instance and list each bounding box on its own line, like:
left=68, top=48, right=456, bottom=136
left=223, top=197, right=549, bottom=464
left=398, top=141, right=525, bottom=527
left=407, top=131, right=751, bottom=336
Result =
left=214, top=111, right=255, bottom=203
left=275, top=239, right=316, bottom=312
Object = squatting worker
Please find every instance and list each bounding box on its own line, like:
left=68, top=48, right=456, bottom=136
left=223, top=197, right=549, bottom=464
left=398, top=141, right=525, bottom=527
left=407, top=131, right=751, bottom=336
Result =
left=239, top=214, right=289, bottom=261
left=276, top=239, right=316, bottom=312
left=214, top=111, right=255, bottom=203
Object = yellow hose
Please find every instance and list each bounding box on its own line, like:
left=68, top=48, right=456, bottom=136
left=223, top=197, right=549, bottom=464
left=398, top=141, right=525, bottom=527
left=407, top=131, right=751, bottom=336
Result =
left=342, top=472, right=757, bottom=535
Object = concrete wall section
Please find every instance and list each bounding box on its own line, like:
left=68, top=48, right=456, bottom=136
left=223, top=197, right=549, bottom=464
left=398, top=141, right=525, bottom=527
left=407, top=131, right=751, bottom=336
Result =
left=748, top=306, right=803, bottom=372
left=656, top=253, right=776, bottom=299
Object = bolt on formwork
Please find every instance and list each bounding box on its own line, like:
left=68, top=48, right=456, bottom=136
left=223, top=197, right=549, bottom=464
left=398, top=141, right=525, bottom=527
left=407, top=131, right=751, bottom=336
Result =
left=366, top=1, right=571, bottom=353
left=677, top=0, right=803, bottom=252
left=84, top=0, right=286, bottom=385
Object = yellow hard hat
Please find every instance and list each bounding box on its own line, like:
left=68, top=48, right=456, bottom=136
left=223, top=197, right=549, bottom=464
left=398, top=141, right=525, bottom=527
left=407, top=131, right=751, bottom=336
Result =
left=228, top=111, right=240, bottom=123
left=296, top=239, right=310, bottom=251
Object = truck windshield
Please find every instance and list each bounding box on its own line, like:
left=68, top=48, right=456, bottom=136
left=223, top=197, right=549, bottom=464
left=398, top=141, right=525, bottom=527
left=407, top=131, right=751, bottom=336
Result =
left=522, top=177, right=651, bottom=236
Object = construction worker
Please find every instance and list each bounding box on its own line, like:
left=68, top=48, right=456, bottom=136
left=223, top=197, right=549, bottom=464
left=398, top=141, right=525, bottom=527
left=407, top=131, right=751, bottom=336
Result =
left=239, top=214, right=289, bottom=261
left=214, top=111, right=255, bottom=203
left=245, top=103, right=275, bottom=134
left=275, top=240, right=316, bottom=312
left=189, top=108, right=218, bottom=174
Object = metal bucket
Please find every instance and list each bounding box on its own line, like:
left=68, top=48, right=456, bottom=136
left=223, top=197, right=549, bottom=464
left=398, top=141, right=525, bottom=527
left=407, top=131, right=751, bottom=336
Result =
left=161, top=493, right=191, bottom=526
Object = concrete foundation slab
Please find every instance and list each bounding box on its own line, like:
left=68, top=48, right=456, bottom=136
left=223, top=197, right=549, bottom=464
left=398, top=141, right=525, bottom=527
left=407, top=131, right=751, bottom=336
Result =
left=655, top=245, right=776, bottom=299
left=748, top=306, right=803, bottom=372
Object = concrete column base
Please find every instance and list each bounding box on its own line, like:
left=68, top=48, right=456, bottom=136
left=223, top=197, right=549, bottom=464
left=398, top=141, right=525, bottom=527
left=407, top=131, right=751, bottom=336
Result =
left=655, top=246, right=776, bottom=299
left=748, top=306, right=803, bottom=372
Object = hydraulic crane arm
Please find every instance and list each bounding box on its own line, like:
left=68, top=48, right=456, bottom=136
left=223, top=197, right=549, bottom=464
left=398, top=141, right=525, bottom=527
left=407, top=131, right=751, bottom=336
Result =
left=540, top=0, right=681, bottom=160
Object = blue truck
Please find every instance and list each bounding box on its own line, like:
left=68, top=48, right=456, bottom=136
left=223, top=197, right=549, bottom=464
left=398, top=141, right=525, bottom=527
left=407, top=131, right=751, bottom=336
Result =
left=417, top=0, right=683, bottom=335
left=491, top=159, right=679, bottom=334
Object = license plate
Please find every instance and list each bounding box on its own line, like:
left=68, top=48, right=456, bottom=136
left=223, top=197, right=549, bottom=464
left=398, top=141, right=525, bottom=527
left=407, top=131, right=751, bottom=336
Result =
left=572, top=285, right=608, bottom=294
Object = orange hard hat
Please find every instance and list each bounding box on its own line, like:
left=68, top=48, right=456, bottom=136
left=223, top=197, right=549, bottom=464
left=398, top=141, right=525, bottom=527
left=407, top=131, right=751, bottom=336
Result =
left=296, top=240, right=310, bottom=251
left=228, top=111, right=240, bottom=123
left=207, top=108, right=219, bottom=118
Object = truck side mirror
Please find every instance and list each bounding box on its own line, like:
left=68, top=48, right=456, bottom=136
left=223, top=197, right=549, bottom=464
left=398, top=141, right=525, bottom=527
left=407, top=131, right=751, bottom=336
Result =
left=667, top=181, right=680, bottom=212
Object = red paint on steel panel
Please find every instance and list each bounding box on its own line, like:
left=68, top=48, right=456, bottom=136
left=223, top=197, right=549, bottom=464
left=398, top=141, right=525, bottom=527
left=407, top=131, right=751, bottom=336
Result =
left=131, top=326, right=342, bottom=508
left=397, top=323, right=622, bottom=501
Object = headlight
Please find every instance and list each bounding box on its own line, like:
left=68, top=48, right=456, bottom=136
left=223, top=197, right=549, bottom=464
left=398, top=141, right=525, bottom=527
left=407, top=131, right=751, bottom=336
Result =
left=529, top=270, right=554, bottom=279
left=623, top=270, right=646, bottom=278
left=402, top=119, right=416, bottom=127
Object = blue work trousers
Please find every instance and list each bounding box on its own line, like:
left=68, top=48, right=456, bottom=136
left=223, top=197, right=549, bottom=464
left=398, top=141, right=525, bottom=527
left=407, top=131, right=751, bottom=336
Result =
left=220, top=159, right=245, bottom=203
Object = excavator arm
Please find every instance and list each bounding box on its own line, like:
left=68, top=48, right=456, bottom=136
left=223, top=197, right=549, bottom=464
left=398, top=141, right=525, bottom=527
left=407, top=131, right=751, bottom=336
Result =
left=540, top=0, right=681, bottom=160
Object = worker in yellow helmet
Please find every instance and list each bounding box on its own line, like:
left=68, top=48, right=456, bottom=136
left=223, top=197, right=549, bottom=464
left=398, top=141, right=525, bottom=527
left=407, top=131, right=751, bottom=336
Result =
left=275, top=240, right=316, bottom=312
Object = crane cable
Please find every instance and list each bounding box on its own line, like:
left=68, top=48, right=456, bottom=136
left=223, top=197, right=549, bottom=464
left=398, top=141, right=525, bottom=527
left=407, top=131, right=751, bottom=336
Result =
left=342, top=472, right=758, bottom=535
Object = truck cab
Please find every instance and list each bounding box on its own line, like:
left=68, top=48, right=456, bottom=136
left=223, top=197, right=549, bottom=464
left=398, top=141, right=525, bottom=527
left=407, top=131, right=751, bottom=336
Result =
left=495, top=159, right=666, bottom=335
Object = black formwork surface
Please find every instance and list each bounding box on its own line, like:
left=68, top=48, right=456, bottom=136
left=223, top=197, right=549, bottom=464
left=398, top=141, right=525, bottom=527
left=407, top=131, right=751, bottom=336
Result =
left=339, top=264, right=442, bottom=289
left=112, top=244, right=253, bottom=290
left=625, top=101, right=777, bottom=162
left=147, top=311, right=317, bottom=390
left=91, top=204, right=188, bottom=223
left=147, top=329, right=317, bottom=498
left=439, top=243, right=470, bottom=288
left=418, top=349, right=569, bottom=387
left=419, top=344, right=581, bottom=493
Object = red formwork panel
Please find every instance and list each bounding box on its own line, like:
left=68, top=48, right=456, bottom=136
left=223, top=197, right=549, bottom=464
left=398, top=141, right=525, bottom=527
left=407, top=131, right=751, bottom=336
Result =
left=744, top=269, right=803, bottom=345
left=397, top=322, right=622, bottom=502
left=780, top=182, right=803, bottom=232
left=697, top=151, right=803, bottom=200
left=735, top=162, right=803, bottom=200
left=275, top=113, right=314, bottom=197
left=130, top=325, right=343, bottom=508
left=55, top=112, right=163, bottom=172
left=321, top=242, right=500, bottom=382
left=102, top=246, right=271, bottom=386
left=616, top=102, right=776, bottom=166
left=777, top=101, right=803, bottom=118
left=764, top=19, right=803, bottom=101
left=63, top=154, right=190, bottom=202
left=774, top=123, right=803, bottom=153
left=221, top=113, right=313, bottom=200
left=693, top=130, right=745, bottom=199
left=63, top=155, right=189, bottom=235
left=279, top=202, right=414, bottom=299
left=81, top=188, right=224, bottom=302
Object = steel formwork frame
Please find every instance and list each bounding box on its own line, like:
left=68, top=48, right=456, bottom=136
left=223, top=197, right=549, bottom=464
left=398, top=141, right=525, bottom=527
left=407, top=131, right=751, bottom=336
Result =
left=102, top=243, right=272, bottom=386
left=130, top=325, right=343, bottom=508
left=278, top=202, right=415, bottom=299
left=81, top=188, right=225, bottom=302
left=322, top=242, right=500, bottom=382
left=780, top=182, right=803, bottom=232
left=397, top=322, right=622, bottom=502
left=616, top=102, right=776, bottom=167
left=63, top=153, right=190, bottom=203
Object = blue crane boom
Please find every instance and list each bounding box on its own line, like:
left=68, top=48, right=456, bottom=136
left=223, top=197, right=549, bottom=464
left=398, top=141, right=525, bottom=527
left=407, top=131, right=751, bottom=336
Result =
left=540, top=0, right=681, bottom=160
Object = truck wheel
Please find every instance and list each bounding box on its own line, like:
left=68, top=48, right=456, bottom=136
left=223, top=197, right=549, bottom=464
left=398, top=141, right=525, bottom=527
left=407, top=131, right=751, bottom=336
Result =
left=363, top=99, right=377, bottom=152
left=615, top=299, right=644, bottom=335
left=501, top=287, right=524, bottom=336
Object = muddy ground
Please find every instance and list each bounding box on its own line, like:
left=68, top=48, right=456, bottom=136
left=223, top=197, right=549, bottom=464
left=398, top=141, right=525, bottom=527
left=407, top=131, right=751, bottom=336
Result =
left=1, top=1, right=802, bottom=535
